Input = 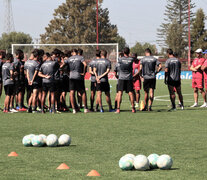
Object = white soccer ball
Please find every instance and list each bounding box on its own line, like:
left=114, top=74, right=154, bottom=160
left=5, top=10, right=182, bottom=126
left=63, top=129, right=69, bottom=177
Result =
left=133, top=155, right=150, bottom=171
left=46, top=134, right=58, bottom=147
left=58, top=134, right=71, bottom=146
left=119, top=156, right=134, bottom=170
left=157, top=154, right=173, bottom=170
left=39, top=134, right=47, bottom=144
left=148, top=154, right=159, bottom=169
left=22, top=135, right=32, bottom=146
left=124, top=154, right=135, bottom=160
left=31, top=135, right=44, bottom=147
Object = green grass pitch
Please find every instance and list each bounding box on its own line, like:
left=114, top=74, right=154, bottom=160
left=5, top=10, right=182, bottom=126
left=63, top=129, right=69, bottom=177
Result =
left=0, top=80, right=207, bottom=180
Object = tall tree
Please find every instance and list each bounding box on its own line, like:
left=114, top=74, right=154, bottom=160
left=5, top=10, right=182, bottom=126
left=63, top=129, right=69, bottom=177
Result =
left=116, top=35, right=127, bottom=52
left=191, top=8, right=207, bottom=52
left=40, top=0, right=118, bottom=44
left=131, top=42, right=157, bottom=56
left=0, top=32, right=32, bottom=53
left=157, top=0, right=195, bottom=57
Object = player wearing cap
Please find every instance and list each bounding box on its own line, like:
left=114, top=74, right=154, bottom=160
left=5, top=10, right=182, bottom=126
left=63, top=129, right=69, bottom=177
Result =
left=165, top=49, right=184, bottom=111
left=89, top=50, right=100, bottom=111
left=63, top=49, right=89, bottom=114
left=93, top=50, right=113, bottom=112
left=2, top=53, right=14, bottom=113
left=38, top=53, right=59, bottom=113
left=24, top=49, right=41, bottom=113
left=115, top=47, right=135, bottom=113
left=132, top=53, right=141, bottom=108
left=190, top=49, right=206, bottom=107
left=140, top=48, right=162, bottom=111
left=201, top=49, right=207, bottom=105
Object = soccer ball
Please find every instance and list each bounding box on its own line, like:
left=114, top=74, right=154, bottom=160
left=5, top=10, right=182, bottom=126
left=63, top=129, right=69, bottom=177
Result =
left=119, top=156, right=134, bottom=170
left=39, top=134, right=47, bottom=144
left=157, top=154, right=173, bottom=170
left=133, top=155, right=150, bottom=171
left=58, top=134, right=71, bottom=146
left=22, top=135, right=32, bottom=146
left=148, top=154, right=159, bottom=169
left=31, top=135, right=44, bottom=147
left=28, top=134, right=35, bottom=141
left=46, top=134, right=58, bottom=147
left=124, top=154, right=135, bottom=160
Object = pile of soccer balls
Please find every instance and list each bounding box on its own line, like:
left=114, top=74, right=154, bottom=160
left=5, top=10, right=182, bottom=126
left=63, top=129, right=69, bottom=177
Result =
left=119, top=153, right=173, bottom=171
left=22, top=134, right=71, bottom=147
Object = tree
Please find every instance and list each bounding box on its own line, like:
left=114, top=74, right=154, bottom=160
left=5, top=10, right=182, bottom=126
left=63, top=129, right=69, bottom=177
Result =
left=40, top=0, right=118, bottom=44
left=131, top=42, right=157, bottom=56
left=0, top=32, right=32, bottom=53
left=157, top=0, right=195, bottom=57
left=191, top=8, right=207, bottom=52
left=116, top=35, right=127, bottom=52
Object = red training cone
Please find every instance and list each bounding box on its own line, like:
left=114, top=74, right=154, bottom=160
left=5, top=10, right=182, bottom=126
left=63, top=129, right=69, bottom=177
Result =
left=56, top=163, right=70, bottom=170
left=8, top=152, right=18, bottom=157
left=87, top=170, right=101, bottom=176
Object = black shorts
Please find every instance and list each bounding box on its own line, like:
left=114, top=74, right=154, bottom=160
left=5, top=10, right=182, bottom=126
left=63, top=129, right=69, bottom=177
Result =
left=54, top=81, right=61, bottom=92
left=117, top=80, right=133, bottom=93
left=60, top=76, right=69, bottom=92
left=69, top=79, right=85, bottom=91
left=91, top=82, right=97, bottom=91
left=27, top=84, right=39, bottom=91
left=4, top=84, right=14, bottom=96
left=42, top=83, right=56, bottom=92
left=143, top=79, right=156, bottom=91
left=96, top=82, right=110, bottom=92
left=168, top=80, right=181, bottom=88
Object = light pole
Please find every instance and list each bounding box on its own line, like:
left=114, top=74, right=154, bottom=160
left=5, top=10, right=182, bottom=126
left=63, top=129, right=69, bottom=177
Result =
left=96, top=0, right=99, bottom=49
left=188, top=0, right=191, bottom=70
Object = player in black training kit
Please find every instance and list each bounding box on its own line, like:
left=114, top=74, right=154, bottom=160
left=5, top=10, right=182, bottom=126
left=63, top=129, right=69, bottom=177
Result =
left=165, top=49, right=184, bottom=111
left=2, top=53, right=14, bottom=113
left=94, top=50, right=114, bottom=112
left=115, top=47, right=135, bottom=114
left=140, top=48, right=162, bottom=111
left=89, top=50, right=100, bottom=111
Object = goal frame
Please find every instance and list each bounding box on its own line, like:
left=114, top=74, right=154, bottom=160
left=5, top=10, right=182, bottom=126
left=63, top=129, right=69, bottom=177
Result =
left=11, top=43, right=119, bottom=61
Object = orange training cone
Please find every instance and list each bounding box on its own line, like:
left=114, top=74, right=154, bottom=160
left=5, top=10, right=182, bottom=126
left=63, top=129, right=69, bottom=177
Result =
left=8, top=152, right=18, bottom=157
left=87, top=170, right=101, bottom=176
left=56, top=163, right=70, bottom=170
left=140, top=100, right=145, bottom=111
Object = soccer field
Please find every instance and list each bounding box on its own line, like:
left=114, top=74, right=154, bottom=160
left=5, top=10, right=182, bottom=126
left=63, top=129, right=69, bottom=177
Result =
left=0, top=80, right=207, bottom=180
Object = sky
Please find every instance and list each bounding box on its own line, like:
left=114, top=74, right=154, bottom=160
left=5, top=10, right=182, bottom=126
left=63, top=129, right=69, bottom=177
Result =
left=0, top=0, right=206, bottom=49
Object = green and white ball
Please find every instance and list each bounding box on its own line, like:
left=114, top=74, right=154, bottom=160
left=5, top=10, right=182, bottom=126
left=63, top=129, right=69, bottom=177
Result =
left=22, top=135, right=32, bottom=146
left=133, top=155, right=150, bottom=171
left=31, top=135, right=44, bottom=147
left=46, top=134, right=58, bottom=147
left=39, top=134, right=47, bottom=144
left=157, top=154, right=173, bottom=170
left=58, top=134, right=71, bottom=146
left=148, top=154, right=159, bottom=169
left=119, top=156, right=134, bottom=170
left=124, top=154, right=135, bottom=160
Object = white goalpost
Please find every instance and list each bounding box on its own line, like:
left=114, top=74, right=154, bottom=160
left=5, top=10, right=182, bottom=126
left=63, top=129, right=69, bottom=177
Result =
left=11, top=43, right=119, bottom=62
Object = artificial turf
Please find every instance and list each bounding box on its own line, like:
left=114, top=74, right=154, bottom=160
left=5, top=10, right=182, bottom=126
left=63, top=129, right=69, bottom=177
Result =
left=0, top=80, right=206, bottom=180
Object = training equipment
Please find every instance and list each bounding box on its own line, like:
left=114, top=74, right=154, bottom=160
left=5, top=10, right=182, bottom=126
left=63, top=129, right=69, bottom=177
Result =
left=157, top=154, right=173, bottom=170
left=22, top=135, right=32, bottom=146
left=119, top=156, right=134, bottom=170
left=56, top=163, right=70, bottom=170
left=28, top=134, right=35, bottom=141
left=124, top=154, right=135, bottom=160
left=133, top=155, right=150, bottom=171
left=46, top=134, right=58, bottom=147
left=148, top=154, right=159, bottom=169
left=31, top=135, right=44, bottom=147
left=87, top=170, right=101, bottom=176
left=58, top=134, right=71, bottom=146
left=8, top=152, right=18, bottom=157
left=39, top=134, right=47, bottom=144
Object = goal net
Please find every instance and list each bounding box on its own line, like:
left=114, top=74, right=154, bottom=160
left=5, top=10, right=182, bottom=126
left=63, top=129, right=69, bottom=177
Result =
left=12, top=43, right=119, bottom=69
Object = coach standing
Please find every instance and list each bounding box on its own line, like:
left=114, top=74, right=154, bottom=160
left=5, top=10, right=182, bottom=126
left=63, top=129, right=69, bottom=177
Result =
left=140, top=48, right=162, bottom=111
left=165, top=49, right=184, bottom=111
